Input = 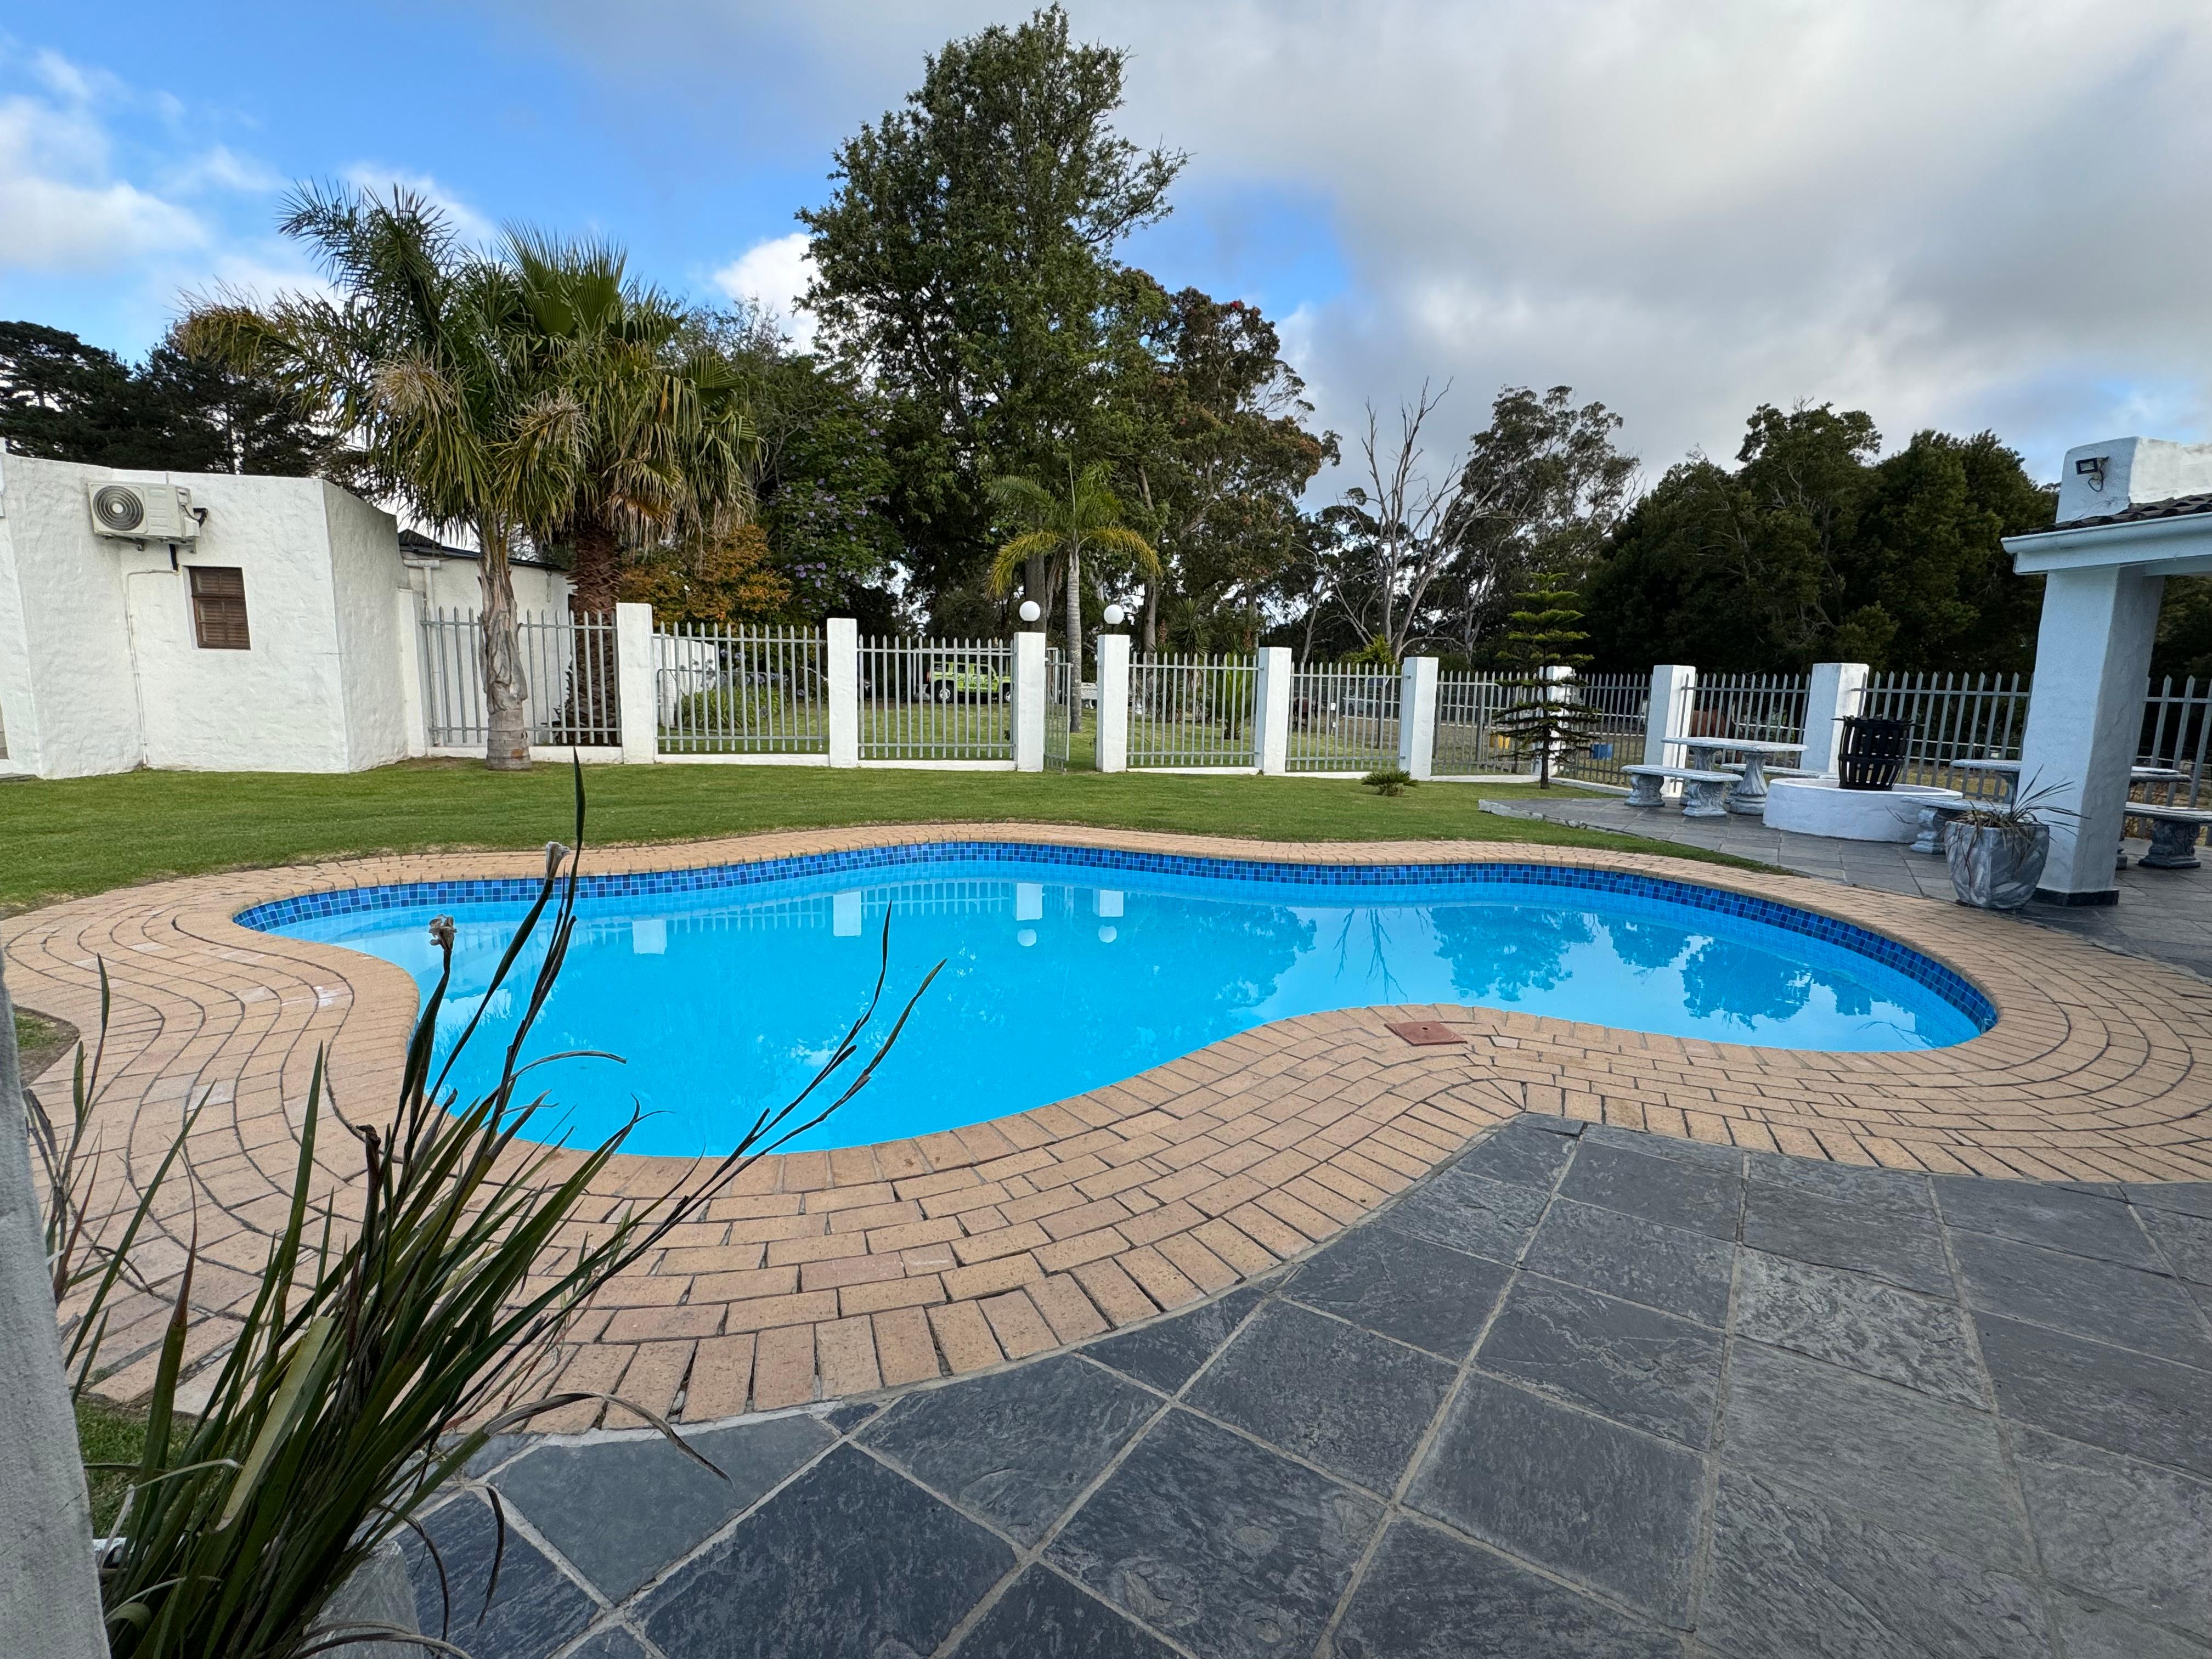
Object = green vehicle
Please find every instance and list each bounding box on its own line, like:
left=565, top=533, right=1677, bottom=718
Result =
left=928, top=657, right=1012, bottom=702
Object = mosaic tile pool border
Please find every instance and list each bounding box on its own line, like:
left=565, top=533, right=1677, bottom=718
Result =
left=234, top=842, right=1997, bottom=1031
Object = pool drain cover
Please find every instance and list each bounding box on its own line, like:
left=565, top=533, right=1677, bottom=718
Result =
left=1385, top=1020, right=1465, bottom=1047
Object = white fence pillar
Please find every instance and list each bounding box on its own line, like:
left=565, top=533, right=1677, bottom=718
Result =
left=1097, top=632, right=1131, bottom=773
left=614, top=602, right=657, bottom=763
left=1800, top=662, right=1869, bottom=778
left=1255, top=646, right=1293, bottom=776
left=1398, top=655, right=1438, bottom=780
left=393, top=589, right=430, bottom=759
left=826, top=617, right=860, bottom=768
left=1012, top=630, right=1047, bottom=772
left=1643, top=663, right=1697, bottom=774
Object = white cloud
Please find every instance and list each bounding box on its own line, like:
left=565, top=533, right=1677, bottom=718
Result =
left=0, top=58, right=205, bottom=273
left=340, top=164, right=498, bottom=244
left=713, top=231, right=817, bottom=344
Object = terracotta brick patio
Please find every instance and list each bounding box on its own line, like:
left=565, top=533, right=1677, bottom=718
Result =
left=9, top=825, right=2210, bottom=1424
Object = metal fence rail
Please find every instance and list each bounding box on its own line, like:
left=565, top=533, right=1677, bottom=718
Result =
left=420, top=608, right=620, bottom=748
left=654, top=624, right=827, bottom=754
left=1127, top=654, right=1258, bottom=768
left=1554, top=672, right=1649, bottom=788
left=1287, top=663, right=1400, bottom=772
left=1431, top=673, right=1513, bottom=776
left=1692, top=672, right=1809, bottom=747
left=2141, top=676, right=2211, bottom=809
left=857, top=636, right=1014, bottom=761
left=1860, top=671, right=2030, bottom=793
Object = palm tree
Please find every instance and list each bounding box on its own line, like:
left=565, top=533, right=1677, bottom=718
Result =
left=503, top=233, right=758, bottom=617
left=181, top=185, right=587, bottom=770
left=988, top=461, right=1160, bottom=732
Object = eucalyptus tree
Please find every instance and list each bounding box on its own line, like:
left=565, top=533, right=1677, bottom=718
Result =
left=988, top=460, right=1159, bottom=730
left=182, top=185, right=586, bottom=769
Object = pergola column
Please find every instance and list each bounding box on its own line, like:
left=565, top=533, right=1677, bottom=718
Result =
left=2016, top=566, right=2165, bottom=904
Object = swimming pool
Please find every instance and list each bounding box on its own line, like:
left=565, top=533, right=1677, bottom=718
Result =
left=244, top=846, right=1993, bottom=1156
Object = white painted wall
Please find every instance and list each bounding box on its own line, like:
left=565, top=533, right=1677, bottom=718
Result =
left=0, top=449, right=575, bottom=778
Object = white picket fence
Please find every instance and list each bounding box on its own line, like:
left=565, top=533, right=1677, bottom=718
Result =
left=1127, top=654, right=1258, bottom=769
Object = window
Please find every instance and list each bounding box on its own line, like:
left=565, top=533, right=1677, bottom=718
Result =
left=189, top=566, right=251, bottom=650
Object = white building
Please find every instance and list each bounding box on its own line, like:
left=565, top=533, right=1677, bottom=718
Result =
left=0, top=448, right=568, bottom=778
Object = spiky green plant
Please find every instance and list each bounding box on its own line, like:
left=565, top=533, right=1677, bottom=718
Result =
left=31, top=764, right=935, bottom=1656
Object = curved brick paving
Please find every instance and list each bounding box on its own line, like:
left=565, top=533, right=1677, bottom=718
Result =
left=7, top=825, right=2211, bottom=1423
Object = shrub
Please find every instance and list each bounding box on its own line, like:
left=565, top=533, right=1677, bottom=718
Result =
left=1362, top=766, right=1417, bottom=797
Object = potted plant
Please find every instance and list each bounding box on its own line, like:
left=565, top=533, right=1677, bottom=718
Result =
left=1944, top=780, right=2070, bottom=910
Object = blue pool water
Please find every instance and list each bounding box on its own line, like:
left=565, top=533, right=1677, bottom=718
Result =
left=248, top=849, right=1991, bottom=1156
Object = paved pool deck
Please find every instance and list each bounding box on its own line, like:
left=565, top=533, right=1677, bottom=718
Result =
left=402, top=1114, right=2212, bottom=1658
left=8, top=824, right=2211, bottom=1425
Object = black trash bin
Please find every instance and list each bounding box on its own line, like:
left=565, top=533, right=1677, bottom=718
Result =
left=1836, top=716, right=1909, bottom=791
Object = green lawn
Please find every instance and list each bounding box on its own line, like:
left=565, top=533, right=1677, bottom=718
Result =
left=77, top=1397, right=150, bottom=1533
left=0, top=760, right=1759, bottom=914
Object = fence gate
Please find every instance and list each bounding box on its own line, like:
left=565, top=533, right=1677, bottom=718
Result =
left=1126, top=654, right=1258, bottom=768
left=1045, top=647, right=1073, bottom=772
left=1432, top=673, right=1509, bottom=776
left=655, top=623, right=827, bottom=754
left=856, top=636, right=1014, bottom=762
left=419, top=608, right=620, bottom=748
left=1286, top=663, right=1400, bottom=772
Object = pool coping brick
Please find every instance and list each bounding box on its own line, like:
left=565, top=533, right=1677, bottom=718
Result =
left=9, top=821, right=2212, bottom=1421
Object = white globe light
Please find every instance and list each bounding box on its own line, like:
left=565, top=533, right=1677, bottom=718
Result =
left=1103, top=603, right=1126, bottom=628
left=1018, top=600, right=1042, bottom=624
left=1097, top=924, right=1118, bottom=944
left=1017, top=927, right=1037, bottom=947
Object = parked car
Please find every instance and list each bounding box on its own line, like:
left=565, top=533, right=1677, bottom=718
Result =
left=928, top=658, right=1013, bottom=702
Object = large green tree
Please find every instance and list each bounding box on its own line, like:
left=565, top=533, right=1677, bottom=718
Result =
left=0, top=319, right=345, bottom=477
left=1121, top=280, right=1334, bottom=651
left=800, top=5, right=1183, bottom=610
left=1583, top=404, right=2053, bottom=673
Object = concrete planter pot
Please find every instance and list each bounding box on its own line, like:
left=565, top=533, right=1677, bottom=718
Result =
left=1945, top=821, right=2049, bottom=910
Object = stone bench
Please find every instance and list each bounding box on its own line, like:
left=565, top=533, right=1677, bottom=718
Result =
left=1622, top=765, right=1735, bottom=818
left=1913, top=798, right=1977, bottom=855
left=2125, top=803, right=2212, bottom=870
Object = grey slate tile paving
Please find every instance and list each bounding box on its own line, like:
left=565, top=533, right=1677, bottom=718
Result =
left=561, top=1627, right=650, bottom=1659
left=403, top=1131, right=2212, bottom=1659
left=2143, top=1204, right=2212, bottom=1284
left=1186, top=1301, right=1456, bottom=1494
left=488, top=1414, right=833, bottom=1602
left=1284, top=1221, right=1511, bottom=1359
left=1733, top=1248, right=1983, bottom=1405
left=1408, top=1374, right=1705, bottom=1627
left=1934, top=1175, right=2160, bottom=1267
left=1559, top=1141, right=1742, bottom=1239
left=1475, top=1276, right=1724, bottom=1447
left=1719, top=1341, right=2030, bottom=1569
left=1453, top=1118, right=1579, bottom=1189
left=402, top=1490, right=598, bottom=1659
left=1950, top=1227, right=2212, bottom=1368
left=951, top=1567, right=1180, bottom=1658
left=1699, top=1469, right=2051, bottom=1659
left=1523, top=1197, right=1736, bottom=1325
left=1047, top=1407, right=1381, bottom=1659
left=1380, top=1164, right=1552, bottom=1263
left=2051, top=1598, right=2212, bottom=1659
left=1976, top=1313, right=2212, bottom=1479
left=639, top=1444, right=1013, bottom=1659
left=1085, top=1282, right=1267, bottom=1393
left=2012, top=1425, right=2212, bottom=1638
left=1740, top=1177, right=1954, bottom=1294
left=859, top=1352, right=1159, bottom=1544
left=1329, top=1519, right=1684, bottom=1658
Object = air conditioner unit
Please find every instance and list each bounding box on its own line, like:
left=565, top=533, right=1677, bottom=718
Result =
left=87, top=481, right=200, bottom=543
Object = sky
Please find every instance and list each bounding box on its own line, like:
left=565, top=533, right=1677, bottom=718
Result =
left=5, top=0, right=2211, bottom=492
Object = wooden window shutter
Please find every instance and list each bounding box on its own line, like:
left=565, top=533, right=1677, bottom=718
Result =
left=189, top=566, right=251, bottom=650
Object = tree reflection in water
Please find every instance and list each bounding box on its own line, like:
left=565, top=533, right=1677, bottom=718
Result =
left=1431, top=903, right=1595, bottom=1002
